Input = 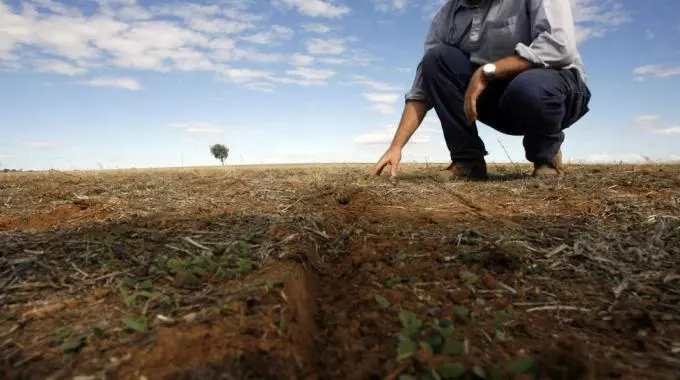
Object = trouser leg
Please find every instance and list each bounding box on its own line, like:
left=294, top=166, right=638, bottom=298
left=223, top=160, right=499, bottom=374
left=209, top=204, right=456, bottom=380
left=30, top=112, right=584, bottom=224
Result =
left=496, top=68, right=591, bottom=165
left=420, top=45, right=488, bottom=161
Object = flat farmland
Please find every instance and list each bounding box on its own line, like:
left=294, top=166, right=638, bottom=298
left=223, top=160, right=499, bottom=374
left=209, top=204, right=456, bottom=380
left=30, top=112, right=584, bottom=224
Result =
left=1, top=164, right=679, bottom=380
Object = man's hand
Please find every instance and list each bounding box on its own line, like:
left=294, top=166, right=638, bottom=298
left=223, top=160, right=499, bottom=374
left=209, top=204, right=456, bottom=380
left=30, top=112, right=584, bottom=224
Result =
left=464, top=67, right=487, bottom=125
left=372, top=146, right=402, bottom=178
left=370, top=100, right=427, bottom=178
left=463, top=55, right=535, bottom=124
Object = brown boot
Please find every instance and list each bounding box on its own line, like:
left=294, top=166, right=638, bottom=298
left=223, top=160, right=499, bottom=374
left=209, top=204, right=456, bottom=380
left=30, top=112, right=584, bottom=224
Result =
left=443, top=159, right=488, bottom=180
left=532, top=150, right=564, bottom=178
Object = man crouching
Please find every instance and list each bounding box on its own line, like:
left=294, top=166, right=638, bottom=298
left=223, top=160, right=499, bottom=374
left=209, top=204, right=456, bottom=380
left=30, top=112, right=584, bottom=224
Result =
left=372, top=0, right=591, bottom=180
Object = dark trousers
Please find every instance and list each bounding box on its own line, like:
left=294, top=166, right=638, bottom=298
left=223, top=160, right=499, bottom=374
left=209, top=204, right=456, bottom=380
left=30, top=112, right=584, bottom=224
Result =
left=420, top=44, right=591, bottom=165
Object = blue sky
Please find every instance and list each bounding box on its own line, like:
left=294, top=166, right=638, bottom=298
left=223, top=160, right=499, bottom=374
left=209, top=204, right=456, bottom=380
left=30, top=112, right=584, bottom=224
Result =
left=1, top=0, right=679, bottom=170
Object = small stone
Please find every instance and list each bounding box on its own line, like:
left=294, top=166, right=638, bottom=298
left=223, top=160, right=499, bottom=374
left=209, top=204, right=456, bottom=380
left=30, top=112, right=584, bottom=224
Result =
left=459, top=270, right=479, bottom=284
left=173, top=270, right=201, bottom=288
left=245, top=297, right=260, bottom=310
left=10, top=257, right=35, bottom=272
left=156, top=314, right=176, bottom=324
left=182, top=313, right=197, bottom=323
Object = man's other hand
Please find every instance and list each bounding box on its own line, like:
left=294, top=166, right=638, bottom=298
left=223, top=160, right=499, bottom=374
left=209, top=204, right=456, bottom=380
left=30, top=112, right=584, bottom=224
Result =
left=372, top=147, right=402, bottom=178
left=464, top=68, right=487, bottom=124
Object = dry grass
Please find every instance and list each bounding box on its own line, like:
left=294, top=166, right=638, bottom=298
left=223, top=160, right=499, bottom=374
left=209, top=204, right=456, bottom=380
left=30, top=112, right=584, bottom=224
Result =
left=1, top=163, right=679, bottom=379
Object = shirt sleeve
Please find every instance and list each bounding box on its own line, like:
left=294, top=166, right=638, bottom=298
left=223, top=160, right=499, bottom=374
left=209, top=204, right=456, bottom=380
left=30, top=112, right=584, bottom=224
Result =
left=515, top=0, right=579, bottom=68
left=404, top=3, right=449, bottom=107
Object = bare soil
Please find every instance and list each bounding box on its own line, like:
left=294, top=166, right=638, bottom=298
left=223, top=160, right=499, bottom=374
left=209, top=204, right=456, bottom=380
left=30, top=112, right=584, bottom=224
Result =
left=1, top=163, right=679, bottom=380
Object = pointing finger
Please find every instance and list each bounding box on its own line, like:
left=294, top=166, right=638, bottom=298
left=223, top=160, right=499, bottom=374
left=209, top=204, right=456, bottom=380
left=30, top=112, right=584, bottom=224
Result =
left=372, top=159, right=386, bottom=177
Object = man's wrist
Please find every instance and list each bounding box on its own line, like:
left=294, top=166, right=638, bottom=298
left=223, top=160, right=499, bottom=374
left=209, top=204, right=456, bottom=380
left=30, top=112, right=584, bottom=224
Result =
left=481, top=63, right=497, bottom=82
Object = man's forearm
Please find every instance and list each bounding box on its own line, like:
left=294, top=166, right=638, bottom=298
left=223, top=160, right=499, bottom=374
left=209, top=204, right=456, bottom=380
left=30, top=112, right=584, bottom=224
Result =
left=490, top=54, right=535, bottom=80
left=389, top=100, right=428, bottom=149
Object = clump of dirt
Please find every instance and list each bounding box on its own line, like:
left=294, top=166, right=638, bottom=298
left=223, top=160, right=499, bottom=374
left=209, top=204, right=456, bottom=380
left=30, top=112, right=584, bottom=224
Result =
left=110, top=260, right=319, bottom=380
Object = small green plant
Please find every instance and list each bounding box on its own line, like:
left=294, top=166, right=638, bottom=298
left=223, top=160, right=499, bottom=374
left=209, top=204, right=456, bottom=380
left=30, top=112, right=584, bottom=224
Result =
left=375, top=294, right=390, bottom=309
left=392, top=310, right=468, bottom=378
left=117, top=278, right=158, bottom=308
left=61, top=336, right=87, bottom=353
left=507, top=357, right=536, bottom=374
left=121, top=315, right=148, bottom=333
left=382, top=275, right=421, bottom=288
left=389, top=307, right=536, bottom=379
left=492, top=309, right=515, bottom=341
left=153, top=236, right=261, bottom=280
left=55, top=326, right=71, bottom=341
left=263, top=276, right=286, bottom=292
left=395, top=249, right=408, bottom=266
left=453, top=306, right=470, bottom=321
left=53, top=325, right=104, bottom=354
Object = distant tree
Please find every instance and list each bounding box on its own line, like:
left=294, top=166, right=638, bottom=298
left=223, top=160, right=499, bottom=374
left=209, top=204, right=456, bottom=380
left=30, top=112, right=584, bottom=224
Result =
left=210, top=144, right=229, bottom=166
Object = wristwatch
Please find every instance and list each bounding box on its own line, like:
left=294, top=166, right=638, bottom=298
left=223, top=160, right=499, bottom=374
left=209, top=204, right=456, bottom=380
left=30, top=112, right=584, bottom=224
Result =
left=482, top=63, right=496, bottom=81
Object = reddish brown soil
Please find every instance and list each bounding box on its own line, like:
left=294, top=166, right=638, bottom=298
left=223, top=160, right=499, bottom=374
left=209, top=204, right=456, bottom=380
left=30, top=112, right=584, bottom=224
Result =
left=1, top=164, right=679, bottom=379
left=0, top=202, right=110, bottom=230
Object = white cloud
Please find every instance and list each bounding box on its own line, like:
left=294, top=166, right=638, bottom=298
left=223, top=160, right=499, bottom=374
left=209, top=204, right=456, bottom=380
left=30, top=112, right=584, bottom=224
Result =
left=18, top=141, right=59, bottom=149
left=36, top=59, right=86, bottom=75
left=577, top=153, right=680, bottom=164
left=421, top=113, right=440, bottom=128
left=219, top=67, right=272, bottom=84
left=273, top=0, right=350, bottom=18
left=647, top=127, right=680, bottom=135
left=361, top=92, right=400, bottom=103
left=170, top=123, right=224, bottom=133
left=244, top=81, right=276, bottom=93
left=349, top=75, right=399, bottom=91
left=633, top=65, right=680, bottom=81
left=301, top=23, right=331, bottom=33
left=646, top=29, right=655, bottom=39
left=574, top=28, right=603, bottom=45
left=572, top=0, right=630, bottom=25
left=583, top=153, right=647, bottom=163
left=189, top=18, right=255, bottom=35
left=354, top=125, right=430, bottom=145
left=278, top=66, right=336, bottom=86
left=361, top=92, right=401, bottom=114
left=571, top=0, right=631, bottom=44
left=291, top=53, right=314, bottom=66
left=0, top=0, right=371, bottom=93
left=633, top=115, right=660, bottom=124
left=318, top=57, right=346, bottom=65
left=82, top=76, right=141, bottom=90
left=303, top=37, right=377, bottom=68
left=242, top=25, right=294, bottom=45
left=224, top=48, right=287, bottom=63
left=372, top=0, right=407, bottom=12
left=306, top=37, right=346, bottom=55
left=633, top=115, right=680, bottom=134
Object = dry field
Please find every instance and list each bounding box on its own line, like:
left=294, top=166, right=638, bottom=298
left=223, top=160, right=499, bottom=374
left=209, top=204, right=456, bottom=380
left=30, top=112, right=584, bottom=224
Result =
left=1, top=163, right=679, bottom=380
